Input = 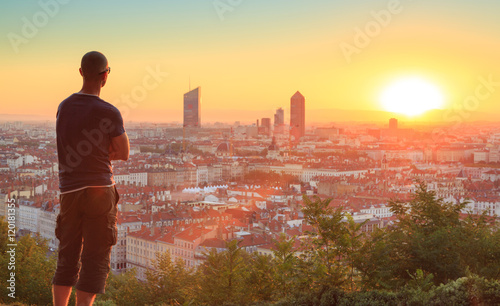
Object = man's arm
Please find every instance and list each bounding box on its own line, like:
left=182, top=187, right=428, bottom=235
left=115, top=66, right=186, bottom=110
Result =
left=109, top=132, right=130, bottom=161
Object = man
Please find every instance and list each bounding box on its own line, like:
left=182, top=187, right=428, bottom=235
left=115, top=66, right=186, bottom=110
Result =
left=52, top=51, right=129, bottom=306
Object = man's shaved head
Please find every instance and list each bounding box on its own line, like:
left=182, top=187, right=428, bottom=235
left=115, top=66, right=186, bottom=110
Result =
left=80, top=51, right=108, bottom=80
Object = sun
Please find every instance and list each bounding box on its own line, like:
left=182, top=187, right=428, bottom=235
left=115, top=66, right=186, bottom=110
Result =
left=380, top=77, right=445, bottom=116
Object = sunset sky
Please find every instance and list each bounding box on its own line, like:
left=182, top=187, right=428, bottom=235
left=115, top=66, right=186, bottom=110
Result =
left=1, top=0, right=499, bottom=124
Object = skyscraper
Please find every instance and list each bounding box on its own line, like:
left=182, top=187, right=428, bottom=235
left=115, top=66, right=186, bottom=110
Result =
left=290, top=91, right=305, bottom=141
left=389, top=118, right=398, bottom=130
left=261, top=117, right=271, bottom=136
left=274, top=108, right=284, bottom=126
left=274, top=107, right=285, bottom=135
left=183, top=87, right=201, bottom=127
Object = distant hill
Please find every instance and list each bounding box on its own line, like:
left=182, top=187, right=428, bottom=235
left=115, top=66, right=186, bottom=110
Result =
left=0, top=113, right=53, bottom=122
left=2, top=108, right=500, bottom=124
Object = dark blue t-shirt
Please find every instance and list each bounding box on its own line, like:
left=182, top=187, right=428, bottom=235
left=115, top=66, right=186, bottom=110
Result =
left=56, top=93, right=125, bottom=193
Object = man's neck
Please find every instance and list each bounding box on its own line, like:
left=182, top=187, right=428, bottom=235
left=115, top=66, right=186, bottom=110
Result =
left=79, top=83, right=101, bottom=97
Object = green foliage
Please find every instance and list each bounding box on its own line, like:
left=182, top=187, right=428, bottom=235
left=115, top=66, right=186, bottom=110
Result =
left=317, top=287, right=345, bottom=306
left=0, top=218, right=56, bottom=306
left=140, top=146, right=164, bottom=153
left=427, top=274, right=500, bottom=306
left=278, top=276, right=500, bottom=305
left=196, top=239, right=251, bottom=305
left=0, top=217, right=9, bottom=255
left=377, top=182, right=500, bottom=286
left=15, top=235, right=56, bottom=305
left=94, top=300, right=117, bottom=306
left=97, top=268, right=147, bottom=306
left=389, top=182, right=464, bottom=233
left=336, top=290, right=399, bottom=306
left=301, top=196, right=371, bottom=294
left=243, top=170, right=299, bottom=187
left=343, top=214, right=367, bottom=291
left=235, top=234, right=314, bottom=304
left=458, top=213, right=500, bottom=279
left=407, top=269, right=435, bottom=292
left=302, top=196, right=348, bottom=290
left=145, top=251, right=196, bottom=305
left=353, top=228, right=396, bottom=290
left=244, top=252, right=275, bottom=303
left=271, top=233, right=301, bottom=300
left=397, top=270, right=435, bottom=306
left=276, top=288, right=400, bottom=306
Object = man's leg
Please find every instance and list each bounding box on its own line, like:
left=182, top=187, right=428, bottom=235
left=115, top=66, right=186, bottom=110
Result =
left=53, top=191, right=85, bottom=305
left=76, top=289, right=96, bottom=306
left=52, top=285, right=72, bottom=306
left=76, top=187, right=118, bottom=294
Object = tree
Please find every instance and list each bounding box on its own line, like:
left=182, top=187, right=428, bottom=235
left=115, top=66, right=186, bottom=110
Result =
left=457, top=212, right=500, bottom=279
left=223, top=239, right=246, bottom=303
left=301, top=196, right=348, bottom=292
left=242, top=170, right=299, bottom=187
left=343, top=214, right=367, bottom=291
left=197, top=239, right=249, bottom=305
left=272, top=233, right=299, bottom=299
left=145, top=251, right=196, bottom=305
left=385, top=182, right=500, bottom=286
left=353, top=228, right=397, bottom=290
left=97, top=268, right=148, bottom=306
left=0, top=219, right=56, bottom=306
left=385, top=183, right=464, bottom=284
left=244, top=252, right=275, bottom=303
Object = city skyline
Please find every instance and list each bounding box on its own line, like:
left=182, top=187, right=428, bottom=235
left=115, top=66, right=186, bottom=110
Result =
left=1, top=1, right=500, bottom=123
left=4, top=117, right=500, bottom=305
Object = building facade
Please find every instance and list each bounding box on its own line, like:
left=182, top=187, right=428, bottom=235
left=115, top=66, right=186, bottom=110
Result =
left=290, top=91, right=305, bottom=141
left=183, top=87, right=201, bottom=128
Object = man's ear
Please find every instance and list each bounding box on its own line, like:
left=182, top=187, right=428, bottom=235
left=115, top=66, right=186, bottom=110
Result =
left=79, top=68, right=83, bottom=77
left=101, top=74, right=107, bottom=87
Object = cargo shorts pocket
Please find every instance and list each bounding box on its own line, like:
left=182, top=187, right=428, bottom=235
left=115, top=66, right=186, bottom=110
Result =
left=107, top=214, right=118, bottom=246
left=109, top=225, right=117, bottom=246
left=55, top=214, right=62, bottom=240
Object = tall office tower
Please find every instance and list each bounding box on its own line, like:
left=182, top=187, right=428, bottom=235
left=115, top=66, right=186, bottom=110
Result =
left=261, top=117, right=271, bottom=136
left=389, top=118, right=398, bottom=130
left=274, top=108, right=285, bottom=135
left=183, top=87, right=201, bottom=127
left=274, top=108, right=284, bottom=126
left=290, top=91, right=305, bottom=141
